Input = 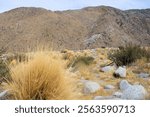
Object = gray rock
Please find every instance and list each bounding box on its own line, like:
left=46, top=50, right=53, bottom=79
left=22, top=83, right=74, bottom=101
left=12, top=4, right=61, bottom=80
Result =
left=0, top=90, right=8, bottom=99
left=121, top=85, right=147, bottom=100
left=114, top=66, right=126, bottom=78
left=93, top=96, right=122, bottom=100
left=113, top=92, right=123, bottom=98
left=119, top=80, right=147, bottom=100
left=111, top=98, right=122, bottom=100
left=93, top=96, right=105, bottom=100
left=138, top=73, right=150, bottom=78
left=104, top=85, right=115, bottom=90
left=80, top=79, right=88, bottom=84
left=101, top=66, right=114, bottom=72
left=120, top=80, right=131, bottom=91
left=84, top=34, right=101, bottom=46
left=91, top=49, right=97, bottom=59
left=83, top=81, right=100, bottom=94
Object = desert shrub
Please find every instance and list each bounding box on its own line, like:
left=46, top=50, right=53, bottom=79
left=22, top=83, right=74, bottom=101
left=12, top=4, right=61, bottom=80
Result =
left=109, top=44, right=150, bottom=66
left=62, top=51, right=74, bottom=61
left=143, top=48, right=150, bottom=61
left=0, top=60, right=9, bottom=78
left=0, top=47, right=10, bottom=82
left=69, top=55, right=94, bottom=67
left=5, top=53, right=27, bottom=65
left=3, top=52, right=77, bottom=100
left=60, top=49, right=68, bottom=53
left=62, top=53, right=71, bottom=60
left=15, top=53, right=27, bottom=62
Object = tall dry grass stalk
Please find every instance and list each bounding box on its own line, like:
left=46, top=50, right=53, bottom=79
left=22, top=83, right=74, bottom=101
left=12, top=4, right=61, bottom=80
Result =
left=3, top=51, right=77, bottom=100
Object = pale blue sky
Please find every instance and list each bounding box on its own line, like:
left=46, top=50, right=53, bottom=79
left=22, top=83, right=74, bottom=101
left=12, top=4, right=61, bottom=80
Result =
left=0, top=0, right=150, bottom=13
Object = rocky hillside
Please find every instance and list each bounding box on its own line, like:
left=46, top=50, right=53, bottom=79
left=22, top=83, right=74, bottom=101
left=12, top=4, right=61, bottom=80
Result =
left=0, top=6, right=150, bottom=52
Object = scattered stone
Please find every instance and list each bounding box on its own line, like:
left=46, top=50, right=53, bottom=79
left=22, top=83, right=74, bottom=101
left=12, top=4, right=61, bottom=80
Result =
left=111, top=98, right=122, bottom=100
left=83, top=81, right=101, bottom=94
left=91, top=49, right=97, bottom=59
left=113, top=92, right=123, bottom=98
left=114, top=66, right=126, bottom=78
left=104, top=85, right=115, bottom=90
left=0, top=90, right=8, bottom=99
left=120, top=80, right=131, bottom=91
left=101, top=66, right=114, bottom=72
left=93, top=96, right=121, bottom=100
left=138, top=73, right=150, bottom=78
left=121, top=85, right=147, bottom=100
left=80, top=79, right=88, bottom=84
left=93, top=96, right=105, bottom=100
left=119, top=80, right=147, bottom=100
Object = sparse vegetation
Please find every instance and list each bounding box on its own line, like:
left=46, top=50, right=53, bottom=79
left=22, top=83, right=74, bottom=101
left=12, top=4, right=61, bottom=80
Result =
left=144, top=48, right=150, bottom=61
left=68, top=55, right=94, bottom=67
left=109, top=44, right=150, bottom=66
left=0, top=48, right=150, bottom=100
left=0, top=47, right=10, bottom=82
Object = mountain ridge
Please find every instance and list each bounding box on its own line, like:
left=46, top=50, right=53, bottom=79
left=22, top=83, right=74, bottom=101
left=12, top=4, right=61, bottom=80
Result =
left=0, top=6, right=150, bottom=52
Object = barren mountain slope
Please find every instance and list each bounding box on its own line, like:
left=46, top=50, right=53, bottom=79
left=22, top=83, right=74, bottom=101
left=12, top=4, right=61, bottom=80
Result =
left=0, top=6, right=150, bottom=52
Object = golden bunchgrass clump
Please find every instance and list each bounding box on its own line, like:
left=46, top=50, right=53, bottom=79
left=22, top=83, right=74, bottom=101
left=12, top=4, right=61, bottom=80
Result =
left=3, top=51, right=77, bottom=100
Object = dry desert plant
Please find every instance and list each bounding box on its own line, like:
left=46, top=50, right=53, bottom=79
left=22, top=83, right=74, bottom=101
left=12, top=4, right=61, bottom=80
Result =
left=109, top=44, right=150, bottom=66
left=3, top=51, right=77, bottom=100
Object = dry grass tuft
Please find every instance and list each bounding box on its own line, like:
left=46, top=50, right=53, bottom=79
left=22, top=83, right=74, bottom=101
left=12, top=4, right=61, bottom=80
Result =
left=3, top=51, right=77, bottom=100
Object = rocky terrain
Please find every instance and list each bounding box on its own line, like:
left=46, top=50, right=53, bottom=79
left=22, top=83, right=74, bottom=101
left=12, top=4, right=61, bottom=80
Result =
left=66, top=48, right=150, bottom=100
left=0, top=48, right=150, bottom=100
left=0, top=5, right=150, bottom=100
left=0, top=6, right=150, bottom=52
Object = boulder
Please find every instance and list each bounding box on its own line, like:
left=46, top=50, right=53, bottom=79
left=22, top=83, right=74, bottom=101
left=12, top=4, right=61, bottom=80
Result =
left=121, top=85, right=147, bottom=100
left=101, top=66, right=114, bottom=72
left=0, top=90, right=8, bottom=100
left=119, top=80, right=147, bottom=100
left=104, top=85, right=115, bottom=90
left=114, top=66, right=126, bottom=78
left=83, top=81, right=101, bottom=94
left=119, top=80, right=131, bottom=91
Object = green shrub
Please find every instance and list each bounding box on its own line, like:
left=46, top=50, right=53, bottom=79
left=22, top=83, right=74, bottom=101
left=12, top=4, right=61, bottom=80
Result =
left=108, top=44, right=150, bottom=66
